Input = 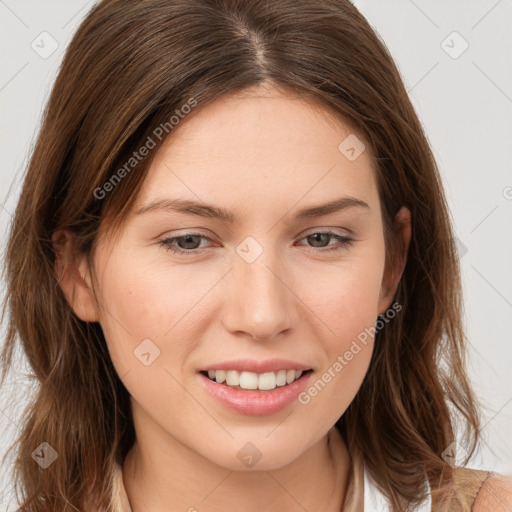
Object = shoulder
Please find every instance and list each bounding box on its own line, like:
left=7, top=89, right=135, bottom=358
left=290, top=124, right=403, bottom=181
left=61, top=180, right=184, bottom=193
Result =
left=472, top=473, right=512, bottom=512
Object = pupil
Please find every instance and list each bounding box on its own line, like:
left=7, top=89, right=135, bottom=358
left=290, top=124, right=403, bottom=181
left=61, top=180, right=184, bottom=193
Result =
left=309, top=233, right=328, bottom=247
left=180, top=235, right=199, bottom=249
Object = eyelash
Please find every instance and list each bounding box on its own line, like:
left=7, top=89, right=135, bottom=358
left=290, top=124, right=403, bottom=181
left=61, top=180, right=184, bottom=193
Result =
left=158, top=231, right=354, bottom=256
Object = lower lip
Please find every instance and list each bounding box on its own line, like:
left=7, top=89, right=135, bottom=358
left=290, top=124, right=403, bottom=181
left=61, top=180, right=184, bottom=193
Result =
left=198, top=371, right=313, bottom=416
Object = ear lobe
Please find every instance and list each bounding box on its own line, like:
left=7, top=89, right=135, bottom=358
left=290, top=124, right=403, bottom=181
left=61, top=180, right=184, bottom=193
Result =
left=378, top=206, right=412, bottom=315
left=52, top=230, right=100, bottom=322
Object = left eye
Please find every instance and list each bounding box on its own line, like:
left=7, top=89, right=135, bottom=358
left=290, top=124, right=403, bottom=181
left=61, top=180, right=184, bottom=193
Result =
left=159, top=234, right=211, bottom=254
left=158, top=231, right=354, bottom=256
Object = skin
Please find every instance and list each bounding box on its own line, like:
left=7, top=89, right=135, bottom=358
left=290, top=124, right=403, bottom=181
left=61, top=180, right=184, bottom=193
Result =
left=54, top=83, right=414, bottom=511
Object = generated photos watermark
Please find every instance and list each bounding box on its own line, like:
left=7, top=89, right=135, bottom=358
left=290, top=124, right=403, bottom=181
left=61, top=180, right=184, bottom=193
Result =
left=93, top=97, right=198, bottom=200
left=298, top=301, right=402, bottom=405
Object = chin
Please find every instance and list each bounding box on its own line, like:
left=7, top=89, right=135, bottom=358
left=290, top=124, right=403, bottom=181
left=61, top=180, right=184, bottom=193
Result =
left=201, top=433, right=312, bottom=472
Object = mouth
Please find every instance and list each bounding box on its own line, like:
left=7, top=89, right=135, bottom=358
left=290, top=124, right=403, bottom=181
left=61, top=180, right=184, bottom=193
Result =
left=199, top=368, right=313, bottom=392
left=197, top=366, right=315, bottom=416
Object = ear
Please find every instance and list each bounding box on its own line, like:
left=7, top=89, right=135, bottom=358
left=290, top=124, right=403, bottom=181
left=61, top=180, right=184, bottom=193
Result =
left=52, top=230, right=100, bottom=322
left=377, top=206, right=411, bottom=315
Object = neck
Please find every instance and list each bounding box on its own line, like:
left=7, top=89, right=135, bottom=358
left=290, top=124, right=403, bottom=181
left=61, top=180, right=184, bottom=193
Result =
left=122, top=422, right=353, bottom=512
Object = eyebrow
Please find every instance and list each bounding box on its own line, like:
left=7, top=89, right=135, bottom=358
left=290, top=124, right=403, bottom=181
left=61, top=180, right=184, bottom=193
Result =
left=135, top=196, right=370, bottom=223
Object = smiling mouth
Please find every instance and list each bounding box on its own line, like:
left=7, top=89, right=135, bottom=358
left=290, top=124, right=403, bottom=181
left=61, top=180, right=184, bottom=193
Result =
left=199, top=369, right=313, bottom=392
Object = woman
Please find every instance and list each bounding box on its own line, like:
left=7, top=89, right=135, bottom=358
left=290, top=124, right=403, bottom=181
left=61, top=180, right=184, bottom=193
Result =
left=1, top=0, right=511, bottom=510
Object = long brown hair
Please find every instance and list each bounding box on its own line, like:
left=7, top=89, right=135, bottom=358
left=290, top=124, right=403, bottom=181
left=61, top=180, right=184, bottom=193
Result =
left=1, top=0, right=481, bottom=510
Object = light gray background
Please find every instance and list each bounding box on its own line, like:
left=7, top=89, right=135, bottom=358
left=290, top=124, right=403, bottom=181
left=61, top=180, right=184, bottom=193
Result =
left=1, top=0, right=511, bottom=508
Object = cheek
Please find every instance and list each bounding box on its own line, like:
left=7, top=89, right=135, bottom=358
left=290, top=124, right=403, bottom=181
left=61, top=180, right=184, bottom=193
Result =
left=300, top=243, right=385, bottom=346
left=94, top=263, right=200, bottom=426
left=94, top=247, right=219, bottom=379
left=294, top=247, right=384, bottom=415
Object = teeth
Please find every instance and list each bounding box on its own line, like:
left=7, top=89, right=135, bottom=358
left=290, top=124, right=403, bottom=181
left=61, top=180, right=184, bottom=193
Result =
left=257, top=372, right=276, bottom=390
left=226, top=370, right=240, bottom=386
left=205, top=369, right=307, bottom=390
left=276, top=369, right=287, bottom=386
left=239, top=371, right=258, bottom=389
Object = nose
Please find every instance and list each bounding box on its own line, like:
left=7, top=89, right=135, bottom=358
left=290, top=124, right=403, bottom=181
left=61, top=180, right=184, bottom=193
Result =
left=221, top=247, right=299, bottom=342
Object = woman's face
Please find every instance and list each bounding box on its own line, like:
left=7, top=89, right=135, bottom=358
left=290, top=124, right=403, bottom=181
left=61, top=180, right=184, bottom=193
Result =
left=77, top=85, right=405, bottom=471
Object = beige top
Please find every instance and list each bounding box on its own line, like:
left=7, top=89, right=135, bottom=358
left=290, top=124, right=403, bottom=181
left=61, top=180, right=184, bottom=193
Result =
left=109, top=458, right=490, bottom=512
left=111, top=462, right=133, bottom=512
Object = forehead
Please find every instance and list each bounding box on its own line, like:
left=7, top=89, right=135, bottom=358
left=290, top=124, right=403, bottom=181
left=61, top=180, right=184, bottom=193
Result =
left=132, top=86, right=378, bottom=221
left=154, top=85, right=367, bottom=162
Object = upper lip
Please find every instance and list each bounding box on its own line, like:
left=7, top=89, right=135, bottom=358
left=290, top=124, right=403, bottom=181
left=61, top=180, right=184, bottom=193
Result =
left=199, top=359, right=313, bottom=374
